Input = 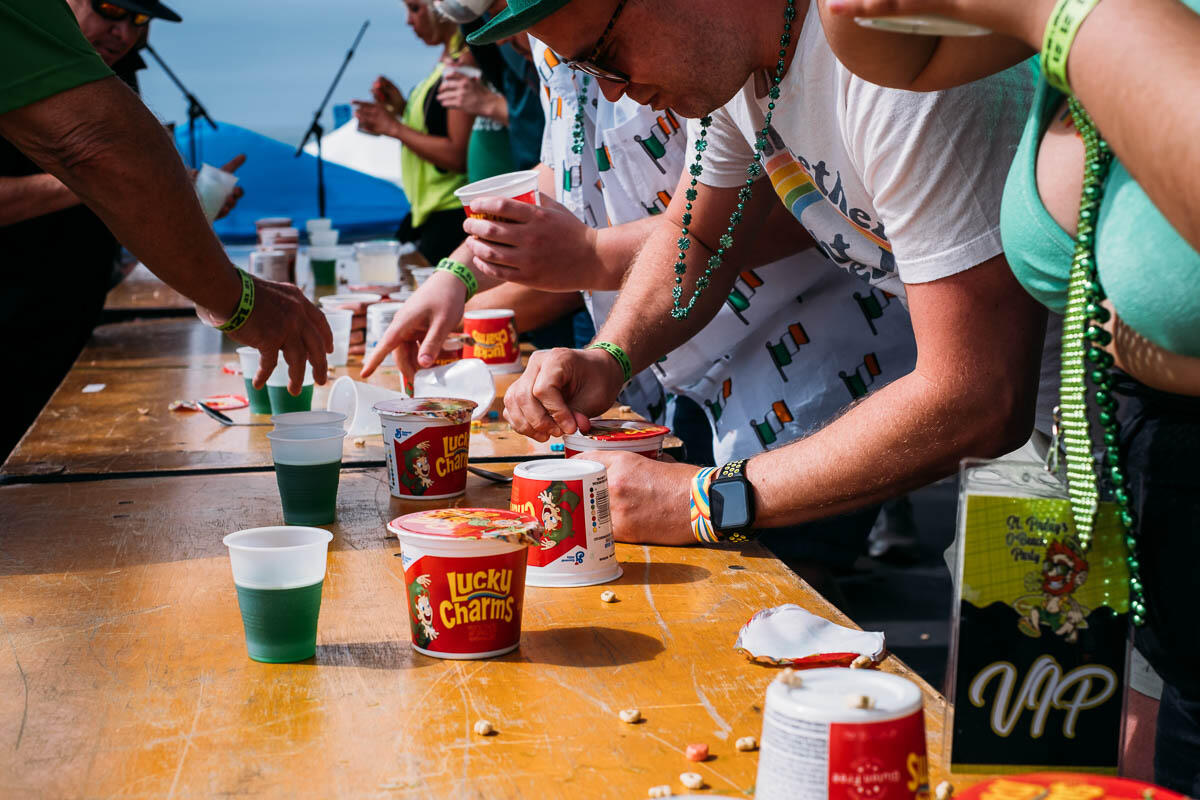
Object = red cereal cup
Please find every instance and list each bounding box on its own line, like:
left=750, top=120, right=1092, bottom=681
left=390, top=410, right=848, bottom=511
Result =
left=432, top=337, right=464, bottom=367
left=255, top=216, right=293, bottom=232
left=562, top=419, right=670, bottom=459
left=510, top=459, right=621, bottom=587
left=756, top=669, right=926, bottom=800
left=374, top=397, right=477, bottom=500
left=462, top=309, right=520, bottom=373
left=453, top=169, right=540, bottom=221
left=388, top=508, right=541, bottom=659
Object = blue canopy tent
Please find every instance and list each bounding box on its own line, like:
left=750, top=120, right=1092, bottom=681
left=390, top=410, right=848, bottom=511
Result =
left=173, top=120, right=409, bottom=243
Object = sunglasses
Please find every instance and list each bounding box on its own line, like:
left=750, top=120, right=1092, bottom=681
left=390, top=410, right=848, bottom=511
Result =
left=561, top=0, right=630, bottom=85
left=91, top=0, right=152, bottom=26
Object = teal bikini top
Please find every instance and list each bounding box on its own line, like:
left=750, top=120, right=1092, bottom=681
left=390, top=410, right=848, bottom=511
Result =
left=1000, top=57, right=1200, bottom=358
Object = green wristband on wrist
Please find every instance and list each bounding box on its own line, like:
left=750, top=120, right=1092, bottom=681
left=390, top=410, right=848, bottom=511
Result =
left=216, top=268, right=255, bottom=333
left=588, top=341, right=633, bottom=383
left=436, top=258, right=478, bottom=300
left=1041, top=0, right=1103, bottom=94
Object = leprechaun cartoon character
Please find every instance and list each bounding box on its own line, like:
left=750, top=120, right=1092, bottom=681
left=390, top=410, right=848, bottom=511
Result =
left=408, top=574, right=438, bottom=647
left=400, top=440, right=434, bottom=495
left=537, top=481, right=581, bottom=550
left=1017, top=539, right=1091, bottom=643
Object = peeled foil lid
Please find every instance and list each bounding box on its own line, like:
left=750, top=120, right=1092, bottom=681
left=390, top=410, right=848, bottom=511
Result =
left=373, top=396, right=477, bottom=424
left=413, top=359, right=494, bottom=420
left=580, top=419, right=670, bottom=442
left=388, top=508, right=542, bottom=546
left=734, top=603, right=886, bottom=668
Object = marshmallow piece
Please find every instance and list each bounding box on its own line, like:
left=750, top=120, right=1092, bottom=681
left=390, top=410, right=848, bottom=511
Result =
left=473, top=720, right=494, bottom=736
left=735, top=736, right=758, bottom=752
left=619, top=708, right=642, bottom=724
left=680, top=772, right=704, bottom=790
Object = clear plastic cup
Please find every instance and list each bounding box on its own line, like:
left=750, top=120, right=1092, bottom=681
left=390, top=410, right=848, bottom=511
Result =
left=322, top=308, right=353, bottom=367
left=354, top=240, right=401, bottom=284
left=309, top=244, right=339, bottom=286
left=266, top=354, right=315, bottom=414
left=325, top=375, right=406, bottom=437
left=266, top=427, right=346, bottom=526
left=270, top=410, right=347, bottom=429
left=454, top=169, right=540, bottom=219
left=318, top=292, right=383, bottom=311
left=224, top=526, right=333, bottom=663
left=305, top=218, right=333, bottom=234
left=310, top=229, right=339, bottom=247
left=195, top=163, right=239, bottom=222
left=366, top=301, right=405, bottom=352
left=235, top=346, right=272, bottom=414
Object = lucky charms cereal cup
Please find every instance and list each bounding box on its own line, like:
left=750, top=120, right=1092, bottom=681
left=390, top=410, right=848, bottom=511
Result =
left=462, top=309, right=520, bottom=373
left=511, top=459, right=621, bottom=587
left=374, top=397, right=477, bottom=500
left=453, top=169, right=540, bottom=220
left=388, top=508, right=541, bottom=659
left=562, top=419, right=670, bottom=459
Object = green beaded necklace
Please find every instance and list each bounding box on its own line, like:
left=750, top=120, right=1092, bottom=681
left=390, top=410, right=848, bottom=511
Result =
left=670, top=0, right=796, bottom=320
left=1061, top=97, right=1145, bottom=626
left=571, top=74, right=591, bottom=156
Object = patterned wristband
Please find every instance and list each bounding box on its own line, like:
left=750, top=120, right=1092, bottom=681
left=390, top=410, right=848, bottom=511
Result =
left=216, top=268, right=255, bottom=333
left=1041, top=0, right=1103, bottom=94
left=588, top=341, right=633, bottom=383
left=689, top=467, right=719, bottom=544
left=436, top=258, right=478, bottom=300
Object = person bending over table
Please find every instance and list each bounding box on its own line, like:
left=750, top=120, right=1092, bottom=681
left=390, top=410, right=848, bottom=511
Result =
left=0, top=0, right=329, bottom=459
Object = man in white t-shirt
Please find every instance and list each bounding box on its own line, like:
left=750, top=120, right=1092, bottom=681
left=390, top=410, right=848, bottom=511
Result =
left=462, top=0, right=1056, bottom=546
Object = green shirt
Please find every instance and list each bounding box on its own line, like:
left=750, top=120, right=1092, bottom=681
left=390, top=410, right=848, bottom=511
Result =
left=0, top=0, right=113, bottom=115
left=400, top=59, right=468, bottom=228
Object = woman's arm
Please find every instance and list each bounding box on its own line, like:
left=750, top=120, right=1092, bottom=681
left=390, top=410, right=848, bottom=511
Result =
left=353, top=99, right=474, bottom=174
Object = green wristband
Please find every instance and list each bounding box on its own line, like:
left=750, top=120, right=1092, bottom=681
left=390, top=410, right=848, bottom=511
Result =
left=1041, top=0, right=1103, bottom=94
left=588, top=341, right=633, bottom=383
left=216, top=268, right=255, bottom=332
left=436, top=258, right=478, bottom=300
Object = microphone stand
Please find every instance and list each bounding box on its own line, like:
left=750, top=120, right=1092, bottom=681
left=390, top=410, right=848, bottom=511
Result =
left=143, top=43, right=217, bottom=169
left=295, top=20, right=370, bottom=218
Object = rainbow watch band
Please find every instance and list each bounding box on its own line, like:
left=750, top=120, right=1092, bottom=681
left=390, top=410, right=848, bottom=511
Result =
left=1041, top=0, right=1103, bottom=94
left=216, top=268, right=255, bottom=333
left=689, top=467, right=719, bottom=544
left=435, top=258, right=478, bottom=300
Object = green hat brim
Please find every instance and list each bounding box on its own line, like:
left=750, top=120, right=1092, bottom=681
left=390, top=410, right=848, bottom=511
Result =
left=465, top=0, right=574, bottom=45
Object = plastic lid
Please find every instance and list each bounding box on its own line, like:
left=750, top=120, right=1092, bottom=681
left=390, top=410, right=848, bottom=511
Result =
left=514, top=458, right=605, bottom=481
left=463, top=308, right=514, bottom=320
left=373, top=396, right=477, bottom=423
left=318, top=293, right=382, bottom=306
left=579, top=419, right=670, bottom=442
left=766, top=668, right=922, bottom=723
left=388, top=508, right=541, bottom=546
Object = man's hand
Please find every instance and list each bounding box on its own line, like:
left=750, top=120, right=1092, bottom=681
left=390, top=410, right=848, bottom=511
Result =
left=197, top=275, right=332, bottom=395
left=577, top=452, right=697, bottom=545
left=503, top=347, right=625, bottom=440
left=437, top=73, right=506, bottom=122
left=214, top=154, right=245, bottom=220
left=371, top=76, right=406, bottom=116
left=353, top=100, right=400, bottom=137
left=463, top=194, right=601, bottom=290
left=359, top=270, right=468, bottom=386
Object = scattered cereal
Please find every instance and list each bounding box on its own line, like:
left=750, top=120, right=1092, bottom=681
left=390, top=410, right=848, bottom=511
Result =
left=846, top=694, right=875, bottom=710
left=777, top=667, right=803, bottom=688
left=618, top=708, right=642, bottom=724
left=735, top=736, right=758, bottom=752
left=647, top=785, right=672, bottom=799
left=934, top=781, right=954, bottom=800
left=352, top=438, right=366, bottom=448
left=473, top=720, right=494, bottom=736
left=850, top=654, right=873, bottom=669
left=600, top=590, right=617, bottom=603
left=679, top=772, right=704, bottom=790
left=684, top=743, right=708, bottom=762
left=137, top=407, right=150, bottom=416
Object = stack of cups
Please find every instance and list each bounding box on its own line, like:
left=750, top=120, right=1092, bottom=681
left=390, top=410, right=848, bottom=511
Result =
left=354, top=240, right=401, bottom=284
left=309, top=228, right=340, bottom=287
left=366, top=301, right=405, bottom=354
left=266, top=425, right=346, bottom=526
left=266, top=353, right=315, bottom=414
left=224, top=526, right=332, bottom=662
left=235, top=346, right=272, bottom=414
left=259, top=225, right=299, bottom=284
left=305, top=218, right=332, bottom=235
left=322, top=309, right=353, bottom=367
left=250, top=250, right=291, bottom=283
left=195, top=164, right=239, bottom=222
left=318, top=292, right=381, bottom=358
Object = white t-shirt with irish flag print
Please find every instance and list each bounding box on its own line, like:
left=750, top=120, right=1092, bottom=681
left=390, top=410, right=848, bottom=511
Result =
left=693, top=2, right=1034, bottom=297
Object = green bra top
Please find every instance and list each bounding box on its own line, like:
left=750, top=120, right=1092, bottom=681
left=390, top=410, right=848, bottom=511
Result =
left=1000, top=55, right=1200, bottom=358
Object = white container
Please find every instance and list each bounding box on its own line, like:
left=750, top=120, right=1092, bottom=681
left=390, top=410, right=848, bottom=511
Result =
left=305, top=218, right=332, bottom=233
left=265, top=426, right=346, bottom=466
left=224, top=526, right=332, bottom=591
left=355, top=240, right=401, bottom=284
left=374, top=397, right=476, bottom=500
left=453, top=169, right=541, bottom=212
left=195, top=163, right=239, bottom=222
left=412, top=358, right=494, bottom=420
left=310, top=229, right=339, bottom=247
left=562, top=419, right=670, bottom=459
left=755, top=669, right=927, bottom=800
left=235, top=346, right=260, bottom=381
left=410, top=266, right=436, bottom=285
left=322, top=308, right=353, bottom=367
left=318, top=292, right=382, bottom=311
left=270, top=410, right=347, bottom=429
left=325, top=375, right=405, bottom=437
left=366, top=301, right=405, bottom=352
left=511, top=459, right=621, bottom=587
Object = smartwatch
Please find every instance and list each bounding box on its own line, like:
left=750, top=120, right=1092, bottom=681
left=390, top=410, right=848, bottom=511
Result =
left=710, top=459, right=756, bottom=542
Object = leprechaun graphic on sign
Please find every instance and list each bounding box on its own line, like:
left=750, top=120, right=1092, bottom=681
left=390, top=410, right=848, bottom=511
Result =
left=536, top=481, right=581, bottom=551
left=399, top=440, right=434, bottom=495
left=1016, top=538, right=1091, bottom=643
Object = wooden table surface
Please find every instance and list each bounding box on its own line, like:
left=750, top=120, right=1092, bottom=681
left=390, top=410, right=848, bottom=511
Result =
left=0, top=466, right=967, bottom=799
left=103, top=264, right=193, bottom=315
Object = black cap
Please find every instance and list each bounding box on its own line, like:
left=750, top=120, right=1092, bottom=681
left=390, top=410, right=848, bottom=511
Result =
left=112, top=0, right=183, bottom=23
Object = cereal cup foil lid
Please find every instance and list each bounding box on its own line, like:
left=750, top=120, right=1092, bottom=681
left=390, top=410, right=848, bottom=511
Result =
left=388, top=508, right=541, bottom=546
left=373, top=397, right=477, bottom=424
left=580, top=419, right=670, bottom=442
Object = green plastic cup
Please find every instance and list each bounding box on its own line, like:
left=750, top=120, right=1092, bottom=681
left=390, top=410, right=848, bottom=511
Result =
left=236, top=347, right=272, bottom=414
left=266, top=426, right=346, bottom=525
left=223, top=526, right=332, bottom=663
left=266, top=353, right=315, bottom=415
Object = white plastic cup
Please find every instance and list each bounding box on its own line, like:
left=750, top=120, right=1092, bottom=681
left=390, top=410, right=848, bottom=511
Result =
left=195, top=164, right=239, bottom=222
left=413, top=358, right=494, bottom=420
left=306, top=218, right=333, bottom=234
left=266, top=355, right=315, bottom=389
left=325, top=375, right=406, bottom=437
left=266, top=426, right=347, bottom=526
left=266, top=353, right=316, bottom=414
left=318, top=292, right=383, bottom=311
left=322, top=308, right=353, bottom=367
left=366, top=301, right=405, bottom=352
left=224, top=526, right=333, bottom=590
left=354, top=240, right=401, bottom=284
left=266, top=425, right=346, bottom=465
left=270, top=410, right=347, bottom=429
left=236, top=346, right=272, bottom=414
left=259, top=226, right=300, bottom=248
left=454, top=169, right=541, bottom=217
left=310, top=229, right=340, bottom=247
left=410, top=266, right=436, bottom=286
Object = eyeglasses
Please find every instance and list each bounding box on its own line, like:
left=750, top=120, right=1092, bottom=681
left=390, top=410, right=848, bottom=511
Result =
left=91, top=1, right=152, bottom=26
left=560, top=0, right=630, bottom=85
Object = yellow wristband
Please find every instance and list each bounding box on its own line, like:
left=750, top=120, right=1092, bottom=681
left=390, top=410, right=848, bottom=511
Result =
left=1041, top=0, right=1103, bottom=94
left=216, top=268, right=255, bottom=333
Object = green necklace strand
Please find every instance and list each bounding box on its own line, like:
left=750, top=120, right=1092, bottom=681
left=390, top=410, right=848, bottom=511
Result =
left=571, top=74, right=591, bottom=156
left=1062, top=97, right=1145, bottom=626
left=670, top=0, right=796, bottom=320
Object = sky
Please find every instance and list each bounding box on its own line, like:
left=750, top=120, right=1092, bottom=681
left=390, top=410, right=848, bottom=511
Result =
left=138, top=0, right=436, bottom=146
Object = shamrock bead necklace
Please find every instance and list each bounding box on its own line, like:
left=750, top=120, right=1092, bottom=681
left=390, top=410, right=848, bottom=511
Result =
left=1061, top=97, right=1144, bottom=626
left=670, top=0, right=796, bottom=320
left=571, top=74, right=590, bottom=156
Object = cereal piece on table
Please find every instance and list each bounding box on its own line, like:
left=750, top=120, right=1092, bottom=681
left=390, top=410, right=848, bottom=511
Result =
left=352, top=437, right=366, bottom=448
left=600, top=590, right=617, bottom=603
left=647, top=786, right=672, bottom=799
left=679, top=772, right=704, bottom=790
left=845, top=694, right=875, bottom=710
left=735, top=735, right=758, bottom=752
left=618, top=708, right=641, bottom=724
left=684, top=743, right=708, bottom=762
left=473, top=719, right=494, bottom=736
left=137, top=407, right=150, bottom=415
left=850, top=654, right=873, bottom=669
left=934, top=781, right=954, bottom=800
left=777, top=667, right=803, bottom=688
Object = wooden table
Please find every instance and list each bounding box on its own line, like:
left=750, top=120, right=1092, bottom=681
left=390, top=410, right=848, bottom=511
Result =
left=0, top=466, right=964, bottom=798
left=103, top=264, right=194, bottom=318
